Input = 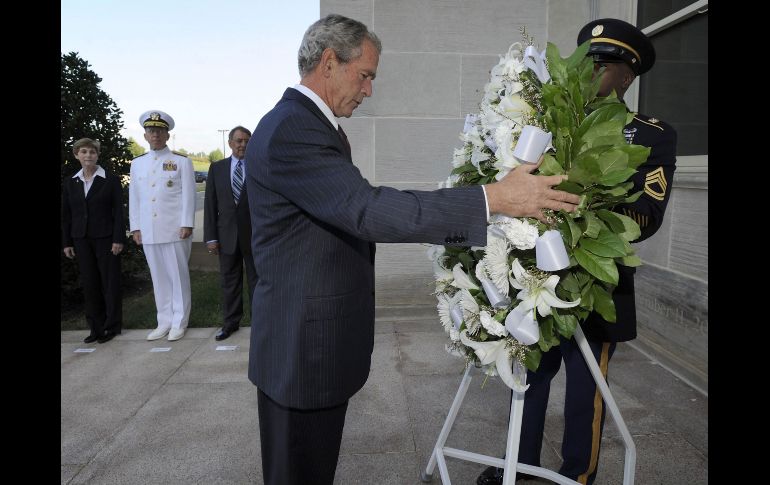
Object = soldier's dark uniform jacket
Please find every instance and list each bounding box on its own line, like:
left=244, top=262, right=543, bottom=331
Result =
left=581, top=110, right=677, bottom=342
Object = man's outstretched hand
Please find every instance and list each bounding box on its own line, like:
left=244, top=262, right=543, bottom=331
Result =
left=485, top=162, right=580, bottom=223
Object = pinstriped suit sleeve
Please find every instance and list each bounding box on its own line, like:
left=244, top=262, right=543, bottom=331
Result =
left=260, top=112, right=487, bottom=246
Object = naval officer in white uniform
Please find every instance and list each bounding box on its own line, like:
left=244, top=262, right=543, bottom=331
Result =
left=129, top=110, right=196, bottom=341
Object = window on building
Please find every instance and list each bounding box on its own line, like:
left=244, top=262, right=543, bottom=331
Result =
left=636, top=1, right=708, bottom=156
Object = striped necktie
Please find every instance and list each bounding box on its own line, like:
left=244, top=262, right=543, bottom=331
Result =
left=232, top=159, right=243, bottom=204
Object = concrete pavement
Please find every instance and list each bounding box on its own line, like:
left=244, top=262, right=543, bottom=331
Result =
left=61, top=314, right=707, bottom=484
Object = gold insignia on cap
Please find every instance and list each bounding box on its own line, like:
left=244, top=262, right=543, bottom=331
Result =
left=150, top=112, right=161, bottom=121
left=644, top=167, right=667, bottom=201
left=592, top=25, right=604, bottom=36
left=649, top=117, right=659, bottom=124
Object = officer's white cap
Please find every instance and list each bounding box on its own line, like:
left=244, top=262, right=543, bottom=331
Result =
left=139, top=110, right=175, bottom=131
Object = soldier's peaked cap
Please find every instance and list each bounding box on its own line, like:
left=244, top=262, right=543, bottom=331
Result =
left=577, top=18, right=655, bottom=75
left=139, top=110, right=175, bottom=131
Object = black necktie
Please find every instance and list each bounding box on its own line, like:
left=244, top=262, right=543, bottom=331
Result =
left=338, top=125, right=351, bottom=158
left=232, top=159, right=243, bottom=204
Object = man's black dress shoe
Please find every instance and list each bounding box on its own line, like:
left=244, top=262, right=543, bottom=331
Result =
left=215, top=326, right=239, bottom=341
left=83, top=334, right=99, bottom=344
left=97, top=331, right=118, bottom=344
left=477, top=465, right=537, bottom=484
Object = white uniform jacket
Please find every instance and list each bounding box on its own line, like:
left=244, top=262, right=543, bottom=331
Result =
left=129, top=147, right=196, bottom=244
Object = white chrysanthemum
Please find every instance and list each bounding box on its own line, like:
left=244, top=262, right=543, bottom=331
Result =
left=480, top=310, right=508, bottom=337
left=436, top=292, right=453, bottom=333
left=437, top=291, right=463, bottom=334
left=452, top=147, right=469, bottom=168
left=482, top=231, right=511, bottom=296
left=459, top=289, right=481, bottom=333
left=510, top=259, right=580, bottom=317
left=489, top=215, right=539, bottom=250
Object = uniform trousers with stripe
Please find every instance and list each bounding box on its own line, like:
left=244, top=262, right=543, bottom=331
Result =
left=518, top=335, right=617, bottom=485
left=142, top=239, right=192, bottom=331
left=257, top=388, right=348, bottom=485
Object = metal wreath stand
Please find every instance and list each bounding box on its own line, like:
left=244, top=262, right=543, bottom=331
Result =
left=420, top=325, right=636, bottom=485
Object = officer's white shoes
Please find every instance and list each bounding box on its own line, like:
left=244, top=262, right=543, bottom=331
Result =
left=147, top=327, right=170, bottom=341
left=168, top=328, right=186, bottom=341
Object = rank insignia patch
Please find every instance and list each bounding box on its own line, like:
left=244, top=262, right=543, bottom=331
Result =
left=623, top=127, right=637, bottom=145
left=644, top=167, right=667, bottom=201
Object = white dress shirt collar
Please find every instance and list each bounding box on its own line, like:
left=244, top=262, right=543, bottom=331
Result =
left=293, top=84, right=338, bottom=129
left=72, top=164, right=106, bottom=181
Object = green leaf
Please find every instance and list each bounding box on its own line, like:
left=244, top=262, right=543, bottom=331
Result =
left=450, top=163, right=478, bottom=175
left=559, top=271, right=582, bottom=294
left=616, top=144, right=651, bottom=169
left=573, top=247, right=619, bottom=285
left=582, top=211, right=604, bottom=238
left=596, top=209, right=625, bottom=233
left=552, top=310, right=578, bottom=338
left=600, top=167, right=636, bottom=186
left=546, top=43, right=568, bottom=85
left=602, top=211, right=641, bottom=242
left=524, top=347, right=542, bottom=372
left=566, top=41, right=591, bottom=69
left=537, top=316, right=560, bottom=352
left=618, top=254, right=642, bottom=267
left=576, top=103, right=627, bottom=140
left=538, top=153, right=565, bottom=175
left=563, top=215, right=583, bottom=248
left=624, top=191, right=643, bottom=203
left=458, top=252, right=475, bottom=270
left=579, top=228, right=627, bottom=257
left=590, top=285, right=616, bottom=322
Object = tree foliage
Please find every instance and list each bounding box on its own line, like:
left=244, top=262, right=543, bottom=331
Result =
left=127, top=137, right=146, bottom=158
left=61, top=52, right=132, bottom=182
left=208, top=149, right=224, bottom=162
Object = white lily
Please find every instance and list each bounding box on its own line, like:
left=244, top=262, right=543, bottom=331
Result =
left=459, top=289, right=481, bottom=334
left=459, top=330, right=529, bottom=392
left=510, top=259, right=580, bottom=317
left=451, top=263, right=479, bottom=290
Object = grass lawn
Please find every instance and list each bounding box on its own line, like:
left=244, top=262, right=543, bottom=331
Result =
left=61, top=269, right=251, bottom=331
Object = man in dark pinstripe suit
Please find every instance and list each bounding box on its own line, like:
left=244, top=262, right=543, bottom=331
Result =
left=244, top=14, right=581, bottom=485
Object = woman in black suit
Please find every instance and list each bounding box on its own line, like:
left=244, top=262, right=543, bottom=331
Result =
left=62, top=138, right=125, bottom=343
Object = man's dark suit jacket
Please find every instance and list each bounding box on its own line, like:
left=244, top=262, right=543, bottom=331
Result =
left=246, top=87, right=489, bottom=410
left=61, top=170, right=125, bottom=246
left=203, top=156, right=252, bottom=255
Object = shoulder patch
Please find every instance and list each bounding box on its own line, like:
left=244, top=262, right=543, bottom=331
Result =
left=132, top=152, right=149, bottom=160
left=644, top=167, right=668, bottom=200
left=172, top=151, right=189, bottom=157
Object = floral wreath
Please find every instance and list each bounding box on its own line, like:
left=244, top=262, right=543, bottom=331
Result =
left=429, top=30, right=651, bottom=391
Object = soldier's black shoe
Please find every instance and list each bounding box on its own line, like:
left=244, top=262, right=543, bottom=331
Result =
left=477, top=466, right=504, bottom=485
left=476, top=465, right=538, bottom=484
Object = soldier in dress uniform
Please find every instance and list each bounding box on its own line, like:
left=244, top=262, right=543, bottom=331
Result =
left=129, top=110, right=196, bottom=341
left=477, top=18, right=677, bottom=485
